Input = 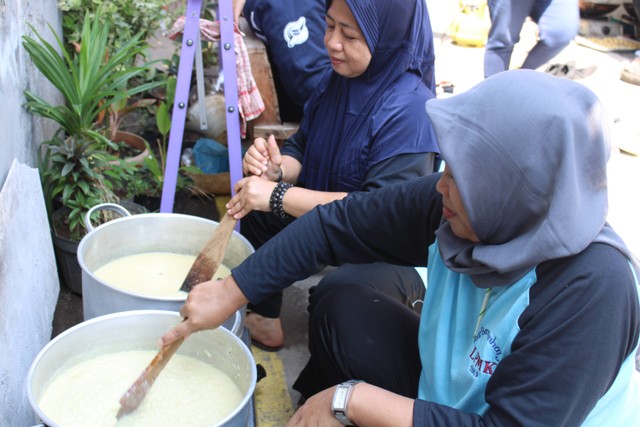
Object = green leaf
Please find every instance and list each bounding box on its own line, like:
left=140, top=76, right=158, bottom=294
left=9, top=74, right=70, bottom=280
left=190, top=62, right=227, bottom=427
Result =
left=156, top=102, right=171, bottom=136
left=166, top=76, right=177, bottom=106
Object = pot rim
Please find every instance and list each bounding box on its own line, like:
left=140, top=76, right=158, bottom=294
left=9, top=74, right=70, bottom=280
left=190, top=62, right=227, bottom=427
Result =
left=27, top=310, right=257, bottom=427
left=77, top=212, right=253, bottom=302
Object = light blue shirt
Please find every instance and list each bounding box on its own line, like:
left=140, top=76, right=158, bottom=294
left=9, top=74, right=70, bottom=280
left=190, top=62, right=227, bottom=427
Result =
left=418, top=243, right=640, bottom=424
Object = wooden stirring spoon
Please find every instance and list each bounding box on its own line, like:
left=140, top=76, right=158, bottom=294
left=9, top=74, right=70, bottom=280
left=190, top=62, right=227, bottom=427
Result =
left=116, top=213, right=238, bottom=419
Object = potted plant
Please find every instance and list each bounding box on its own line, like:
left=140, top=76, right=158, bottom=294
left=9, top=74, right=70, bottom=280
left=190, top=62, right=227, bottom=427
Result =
left=36, top=131, right=137, bottom=294
left=58, top=0, right=169, bottom=166
left=23, top=8, right=162, bottom=146
left=104, top=94, right=157, bottom=165
left=23, top=8, right=160, bottom=293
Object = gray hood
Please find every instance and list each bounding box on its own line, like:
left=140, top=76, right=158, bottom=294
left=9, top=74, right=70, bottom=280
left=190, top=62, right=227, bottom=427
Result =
left=426, top=69, right=637, bottom=287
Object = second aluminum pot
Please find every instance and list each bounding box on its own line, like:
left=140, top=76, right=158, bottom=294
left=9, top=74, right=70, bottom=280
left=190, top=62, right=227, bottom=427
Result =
left=27, top=310, right=257, bottom=427
left=77, top=207, right=254, bottom=336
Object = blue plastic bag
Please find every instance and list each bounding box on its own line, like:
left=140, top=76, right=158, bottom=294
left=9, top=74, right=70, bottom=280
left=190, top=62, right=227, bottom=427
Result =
left=193, top=138, right=230, bottom=174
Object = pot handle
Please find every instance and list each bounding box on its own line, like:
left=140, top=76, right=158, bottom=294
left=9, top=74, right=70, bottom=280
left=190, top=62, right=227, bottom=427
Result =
left=84, top=203, right=132, bottom=232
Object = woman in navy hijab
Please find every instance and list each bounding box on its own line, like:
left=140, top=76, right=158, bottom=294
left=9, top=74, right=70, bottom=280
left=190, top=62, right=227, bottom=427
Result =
left=226, top=0, right=440, bottom=350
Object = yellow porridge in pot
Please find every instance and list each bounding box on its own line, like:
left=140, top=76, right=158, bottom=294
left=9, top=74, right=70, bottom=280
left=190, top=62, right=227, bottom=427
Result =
left=38, top=350, right=243, bottom=427
left=93, top=252, right=231, bottom=297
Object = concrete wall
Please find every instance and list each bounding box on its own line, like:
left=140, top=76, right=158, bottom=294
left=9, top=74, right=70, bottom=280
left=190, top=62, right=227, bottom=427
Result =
left=0, top=0, right=63, bottom=425
left=1, top=0, right=62, bottom=183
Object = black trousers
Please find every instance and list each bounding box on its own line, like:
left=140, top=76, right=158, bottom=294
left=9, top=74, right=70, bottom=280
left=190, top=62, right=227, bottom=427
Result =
left=241, top=210, right=426, bottom=318
left=293, top=284, right=422, bottom=399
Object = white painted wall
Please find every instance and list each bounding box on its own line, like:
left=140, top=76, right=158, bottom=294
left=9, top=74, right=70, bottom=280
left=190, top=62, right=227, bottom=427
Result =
left=0, top=1, right=63, bottom=425
left=0, top=161, right=59, bottom=426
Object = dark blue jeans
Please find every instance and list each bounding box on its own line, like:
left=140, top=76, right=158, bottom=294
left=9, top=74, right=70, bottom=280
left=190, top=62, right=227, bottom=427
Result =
left=484, top=0, right=579, bottom=77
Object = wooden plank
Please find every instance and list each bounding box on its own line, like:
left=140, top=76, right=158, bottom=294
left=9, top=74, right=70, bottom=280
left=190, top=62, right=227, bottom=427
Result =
left=252, top=122, right=299, bottom=143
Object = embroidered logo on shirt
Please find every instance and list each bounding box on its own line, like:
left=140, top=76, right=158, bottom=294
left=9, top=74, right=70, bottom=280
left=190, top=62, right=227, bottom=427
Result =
left=283, top=17, right=309, bottom=48
left=468, top=327, right=502, bottom=378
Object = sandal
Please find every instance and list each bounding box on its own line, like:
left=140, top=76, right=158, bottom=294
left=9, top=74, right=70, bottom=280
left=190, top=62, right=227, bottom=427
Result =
left=546, top=61, right=577, bottom=79
left=544, top=62, right=563, bottom=76
left=251, top=338, right=284, bottom=352
left=545, top=61, right=596, bottom=80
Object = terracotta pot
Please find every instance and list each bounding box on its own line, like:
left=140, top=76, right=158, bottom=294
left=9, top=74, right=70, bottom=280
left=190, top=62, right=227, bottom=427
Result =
left=110, top=131, right=150, bottom=164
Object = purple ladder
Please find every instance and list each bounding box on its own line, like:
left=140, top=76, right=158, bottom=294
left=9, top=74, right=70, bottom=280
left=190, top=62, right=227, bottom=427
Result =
left=160, top=0, right=243, bottom=230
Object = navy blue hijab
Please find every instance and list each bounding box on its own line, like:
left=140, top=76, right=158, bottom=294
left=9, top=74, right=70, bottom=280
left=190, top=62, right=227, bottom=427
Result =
left=291, top=0, right=438, bottom=191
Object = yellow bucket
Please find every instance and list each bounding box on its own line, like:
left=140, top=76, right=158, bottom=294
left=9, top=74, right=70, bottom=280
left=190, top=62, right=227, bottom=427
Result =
left=447, top=0, right=491, bottom=48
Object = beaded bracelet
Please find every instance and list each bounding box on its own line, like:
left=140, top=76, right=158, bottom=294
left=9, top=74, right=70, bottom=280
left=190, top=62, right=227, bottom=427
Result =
left=269, top=182, right=293, bottom=220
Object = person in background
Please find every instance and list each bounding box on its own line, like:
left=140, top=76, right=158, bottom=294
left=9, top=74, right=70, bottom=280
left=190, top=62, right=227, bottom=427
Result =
left=484, top=0, right=579, bottom=77
left=163, top=69, right=639, bottom=425
left=233, top=0, right=332, bottom=122
left=227, top=0, right=439, bottom=351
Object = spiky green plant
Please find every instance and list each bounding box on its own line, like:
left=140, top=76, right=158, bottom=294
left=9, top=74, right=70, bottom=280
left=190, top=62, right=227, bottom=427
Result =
left=22, top=8, right=162, bottom=148
left=23, top=9, right=157, bottom=239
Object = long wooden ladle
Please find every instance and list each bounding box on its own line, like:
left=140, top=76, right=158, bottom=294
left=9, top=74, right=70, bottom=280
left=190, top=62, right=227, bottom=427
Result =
left=116, top=213, right=238, bottom=419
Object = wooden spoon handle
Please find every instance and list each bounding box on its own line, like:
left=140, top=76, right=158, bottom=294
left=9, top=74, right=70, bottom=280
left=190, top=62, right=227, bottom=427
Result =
left=117, top=213, right=238, bottom=419
left=116, top=336, right=184, bottom=419
left=180, top=213, right=238, bottom=292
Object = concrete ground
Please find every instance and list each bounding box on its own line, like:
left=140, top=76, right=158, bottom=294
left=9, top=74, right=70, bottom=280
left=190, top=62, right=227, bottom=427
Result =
left=51, top=3, right=640, bottom=426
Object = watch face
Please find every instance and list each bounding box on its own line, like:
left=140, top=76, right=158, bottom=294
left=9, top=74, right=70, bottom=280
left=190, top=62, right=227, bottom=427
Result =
left=332, top=385, right=350, bottom=410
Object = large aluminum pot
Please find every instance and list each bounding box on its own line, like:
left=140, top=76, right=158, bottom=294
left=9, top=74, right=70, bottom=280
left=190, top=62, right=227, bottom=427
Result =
left=27, top=310, right=257, bottom=427
left=77, top=205, right=254, bottom=336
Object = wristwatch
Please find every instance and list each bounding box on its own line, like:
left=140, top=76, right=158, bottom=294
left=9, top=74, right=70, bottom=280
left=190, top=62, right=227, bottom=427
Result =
left=331, top=380, right=363, bottom=425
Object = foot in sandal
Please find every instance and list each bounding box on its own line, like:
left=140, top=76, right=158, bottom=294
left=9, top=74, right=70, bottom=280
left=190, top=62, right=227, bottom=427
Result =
left=245, top=312, right=285, bottom=351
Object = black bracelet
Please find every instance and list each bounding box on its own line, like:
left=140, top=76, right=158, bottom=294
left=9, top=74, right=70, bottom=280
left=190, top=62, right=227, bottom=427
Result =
left=269, top=182, right=293, bottom=220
